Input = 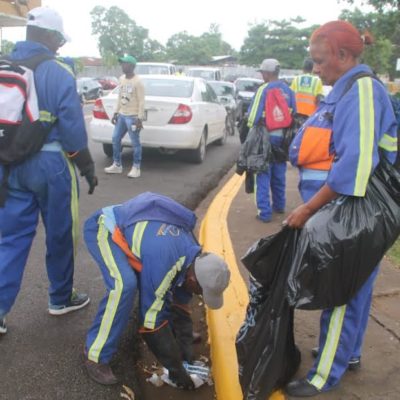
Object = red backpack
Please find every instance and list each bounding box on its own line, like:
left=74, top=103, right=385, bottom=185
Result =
left=265, top=88, right=292, bottom=131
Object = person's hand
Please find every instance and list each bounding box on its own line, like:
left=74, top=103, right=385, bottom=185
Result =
left=136, top=118, right=143, bottom=130
left=169, top=369, right=195, bottom=390
left=111, top=113, right=119, bottom=125
left=284, top=204, right=314, bottom=229
left=83, top=165, right=98, bottom=195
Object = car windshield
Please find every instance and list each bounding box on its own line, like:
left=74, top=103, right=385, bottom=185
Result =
left=77, top=79, right=95, bottom=90
left=236, top=80, right=262, bottom=92
left=209, top=82, right=234, bottom=97
left=187, top=70, right=215, bottom=80
left=136, top=65, right=170, bottom=74
left=142, top=78, right=194, bottom=97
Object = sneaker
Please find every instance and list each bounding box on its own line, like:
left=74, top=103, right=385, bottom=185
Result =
left=104, top=163, right=122, bottom=174
left=49, top=290, right=90, bottom=316
left=256, top=215, right=271, bottom=223
left=0, top=317, right=7, bottom=334
left=127, top=166, right=140, bottom=178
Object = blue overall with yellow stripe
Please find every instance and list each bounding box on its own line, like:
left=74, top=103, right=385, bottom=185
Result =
left=84, top=203, right=201, bottom=364
left=247, top=81, right=296, bottom=221
left=0, top=41, right=87, bottom=317
left=289, top=64, right=398, bottom=391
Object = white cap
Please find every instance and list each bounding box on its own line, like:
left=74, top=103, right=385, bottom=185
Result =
left=258, top=58, right=280, bottom=72
left=194, top=253, right=230, bottom=309
left=27, top=7, right=70, bottom=42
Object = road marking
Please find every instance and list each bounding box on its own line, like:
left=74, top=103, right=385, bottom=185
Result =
left=200, top=173, right=285, bottom=400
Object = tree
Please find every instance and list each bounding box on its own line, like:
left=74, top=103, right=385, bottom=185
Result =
left=90, top=6, right=166, bottom=65
left=239, top=18, right=316, bottom=68
left=0, top=39, right=15, bottom=55
left=339, top=0, right=400, bottom=12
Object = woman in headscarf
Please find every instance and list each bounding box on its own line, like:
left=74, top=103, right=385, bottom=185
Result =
left=286, top=20, right=398, bottom=397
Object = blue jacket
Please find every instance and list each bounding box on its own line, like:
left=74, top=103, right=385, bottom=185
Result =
left=10, top=41, right=87, bottom=152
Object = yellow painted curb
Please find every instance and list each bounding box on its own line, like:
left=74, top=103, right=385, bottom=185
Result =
left=199, top=173, right=285, bottom=400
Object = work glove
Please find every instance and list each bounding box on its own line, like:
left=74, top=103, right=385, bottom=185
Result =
left=111, top=113, right=119, bottom=125
left=142, top=324, right=194, bottom=390
left=170, top=304, right=194, bottom=363
left=70, top=148, right=98, bottom=194
left=136, top=118, right=143, bottom=130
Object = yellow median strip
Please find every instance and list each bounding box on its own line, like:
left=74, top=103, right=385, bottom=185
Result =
left=199, top=172, right=285, bottom=400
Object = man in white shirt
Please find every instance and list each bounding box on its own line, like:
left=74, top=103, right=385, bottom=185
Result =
left=105, top=55, right=145, bottom=178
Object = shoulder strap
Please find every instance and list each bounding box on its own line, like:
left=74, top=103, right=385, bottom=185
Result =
left=1, top=53, right=54, bottom=71
left=340, top=72, right=380, bottom=100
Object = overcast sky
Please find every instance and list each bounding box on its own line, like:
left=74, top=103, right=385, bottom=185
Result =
left=2, top=0, right=371, bottom=57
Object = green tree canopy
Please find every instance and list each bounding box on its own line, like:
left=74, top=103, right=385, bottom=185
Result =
left=0, top=39, right=15, bottom=55
left=239, top=18, right=316, bottom=68
left=90, top=5, right=166, bottom=65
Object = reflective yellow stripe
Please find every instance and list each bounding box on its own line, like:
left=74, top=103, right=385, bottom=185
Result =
left=39, top=110, right=57, bottom=123
left=64, top=155, right=79, bottom=257
left=354, top=77, right=374, bottom=196
left=379, top=133, right=398, bottom=152
left=310, top=305, right=347, bottom=389
left=131, top=221, right=148, bottom=258
left=247, top=83, right=268, bottom=127
left=55, top=60, right=75, bottom=77
left=88, top=216, right=124, bottom=363
left=143, top=256, right=186, bottom=329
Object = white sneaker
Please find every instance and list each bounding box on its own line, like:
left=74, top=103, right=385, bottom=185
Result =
left=104, top=163, right=122, bottom=174
left=127, top=166, right=141, bottom=178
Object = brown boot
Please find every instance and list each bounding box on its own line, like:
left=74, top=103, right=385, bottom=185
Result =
left=84, top=358, right=118, bottom=385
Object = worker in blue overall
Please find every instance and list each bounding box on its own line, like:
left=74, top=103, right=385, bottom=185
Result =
left=247, top=58, right=296, bottom=222
left=83, top=192, right=230, bottom=388
left=285, top=21, right=398, bottom=397
left=0, top=7, right=98, bottom=335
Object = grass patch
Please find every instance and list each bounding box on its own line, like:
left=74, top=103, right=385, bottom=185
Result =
left=387, top=238, right=400, bottom=267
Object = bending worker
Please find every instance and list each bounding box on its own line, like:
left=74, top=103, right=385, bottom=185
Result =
left=83, top=192, right=230, bottom=389
left=286, top=21, right=398, bottom=397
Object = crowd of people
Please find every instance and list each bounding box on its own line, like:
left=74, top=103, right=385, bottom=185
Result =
left=0, top=5, right=398, bottom=399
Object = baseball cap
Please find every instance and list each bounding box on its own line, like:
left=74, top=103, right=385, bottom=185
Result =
left=194, top=253, right=230, bottom=309
left=27, top=7, right=70, bottom=42
left=119, top=55, right=137, bottom=65
left=258, top=58, right=280, bottom=72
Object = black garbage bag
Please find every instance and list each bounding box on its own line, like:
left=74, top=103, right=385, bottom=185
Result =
left=236, top=228, right=301, bottom=400
left=288, top=158, right=400, bottom=309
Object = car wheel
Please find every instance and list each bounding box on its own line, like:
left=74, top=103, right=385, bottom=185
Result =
left=191, top=129, right=207, bottom=163
left=103, top=143, right=113, bottom=157
left=216, top=122, right=228, bottom=146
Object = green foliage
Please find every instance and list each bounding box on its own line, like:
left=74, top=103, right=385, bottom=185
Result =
left=0, top=39, right=15, bottom=55
left=387, top=238, right=400, bottom=267
left=165, top=24, right=234, bottom=65
left=239, top=18, right=316, bottom=68
left=90, top=5, right=166, bottom=65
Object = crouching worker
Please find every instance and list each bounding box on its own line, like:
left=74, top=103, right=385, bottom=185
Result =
left=83, top=192, right=230, bottom=389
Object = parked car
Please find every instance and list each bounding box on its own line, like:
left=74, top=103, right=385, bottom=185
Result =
left=77, top=78, right=103, bottom=102
left=90, top=75, right=227, bottom=163
left=208, top=80, right=237, bottom=136
left=135, top=62, right=176, bottom=75
left=234, top=77, right=264, bottom=122
left=186, top=67, right=222, bottom=81
left=96, top=76, right=119, bottom=90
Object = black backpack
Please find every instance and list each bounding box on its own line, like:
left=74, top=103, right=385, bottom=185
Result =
left=0, top=53, right=54, bottom=206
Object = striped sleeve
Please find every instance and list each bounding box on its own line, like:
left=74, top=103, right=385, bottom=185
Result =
left=247, top=83, right=268, bottom=128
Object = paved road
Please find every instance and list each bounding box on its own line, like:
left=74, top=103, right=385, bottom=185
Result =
left=0, top=108, right=240, bottom=400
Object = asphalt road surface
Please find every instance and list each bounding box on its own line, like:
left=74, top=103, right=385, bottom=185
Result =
left=0, top=108, right=240, bottom=400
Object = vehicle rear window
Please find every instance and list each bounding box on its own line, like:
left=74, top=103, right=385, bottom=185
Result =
left=187, top=70, right=215, bottom=80
left=136, top=65, right=170, bottom=75
left=236, top=80, right=262, bottom=92
left=209, top=82, right=234, bottom=96
left=142, top=79, right=194, bottom=97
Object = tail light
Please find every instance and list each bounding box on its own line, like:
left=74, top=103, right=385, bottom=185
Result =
left=169, top=104, right=192, bottom=124
left=93, top=99, right=109, bottom=120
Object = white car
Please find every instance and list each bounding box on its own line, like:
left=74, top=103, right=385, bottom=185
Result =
left=135, top=62, right=176, bottom=75
left=90, top=75, right=228, bottom=163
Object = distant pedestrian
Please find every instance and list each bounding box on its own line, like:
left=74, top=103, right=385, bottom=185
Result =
left=286, top=20, right=398, bottom=397
left=247, top=58, right=296, bottom=222
left=83, top=193, right=230, bottom=388
left=0, top=6, right=97, bottom=335
left=290, top=58, right=324, bottom=128
left=105, top=55, right=145, bottom=178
